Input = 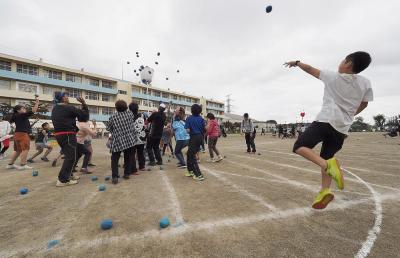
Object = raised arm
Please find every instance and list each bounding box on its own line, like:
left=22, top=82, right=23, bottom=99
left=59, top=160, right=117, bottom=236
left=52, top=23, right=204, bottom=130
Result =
left=284, top=61, right=321, bottom=79
left=32, top=96, right=40, bottom=113
left=355, top=102, right=368, bottom=115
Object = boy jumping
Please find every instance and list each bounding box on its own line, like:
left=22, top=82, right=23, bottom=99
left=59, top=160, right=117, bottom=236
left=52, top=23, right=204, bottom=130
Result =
left=285, top=51, right=373, bottom=209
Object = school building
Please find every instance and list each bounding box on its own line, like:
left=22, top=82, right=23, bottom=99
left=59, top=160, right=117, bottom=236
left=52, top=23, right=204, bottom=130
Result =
left=0, top=52, right=225, bottom=122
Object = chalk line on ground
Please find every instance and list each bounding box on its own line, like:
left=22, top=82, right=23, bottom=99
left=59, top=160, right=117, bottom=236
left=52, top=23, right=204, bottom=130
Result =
left=202, top=167, right=278, bottom=211
left=160, top=171, right=184, bottom=224
left=343, top=168, right=383, bottom=258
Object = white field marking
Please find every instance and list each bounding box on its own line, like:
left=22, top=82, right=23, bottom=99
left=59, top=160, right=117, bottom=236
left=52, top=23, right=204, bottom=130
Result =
left=202, top=167, right=278, bottom=211
left=21, top=192, right=399, bottom=256
left=223, top=159, right=316, bottom=192
left=160, top=171, right=184, bottom=224
left=216, top=169, right=370, bottom=197
left=343, top=168, right=383, bottom=258
left=345, top=166, right=399, bottom=178
left=229, top=153, right=400, bottom=193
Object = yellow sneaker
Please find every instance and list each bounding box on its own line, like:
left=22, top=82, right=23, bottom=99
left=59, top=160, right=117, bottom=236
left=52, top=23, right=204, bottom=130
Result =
left=326, top=158, right=344, bottom=190
left=312, top=188, right=334, bottom=209
left=184, top=171, right=194, bottom=177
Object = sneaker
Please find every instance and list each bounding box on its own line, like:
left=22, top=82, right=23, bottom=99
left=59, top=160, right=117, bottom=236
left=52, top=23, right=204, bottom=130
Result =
left=201, top=150, right=206, bottom=153
left=184, top=171, right=194, bottom=177
left=70, top=174, right=80, bottom=180
left=17, top=165, right=33, bottom=170
left=177, top=165, right=187, bottom=169
left=0, top=154, right=4, bottom=160
left=56, top=179, right=78, bottom=187
left=148, top=161, right=156, bottom=166
left=132, top=171, right=140, bottom=175
left=27, top=159, right=34, bottom=163
left=80, top=168, right=93, bottom=174
left=193, top=175, right=205, bottom=181
left=52, top=160, right=57, bottom=167
left=156, top=161, right=163, bottom=166
left=123, top=174, right=130, bottom=180
left=206, top=158, right=215, bottom=163
left=112, top=178, right=118, bottom=184
left=6, top=164, right=18, bottom=169
left=139, top=168, right=146, bottom=171
left=215, top=156, right=224, bottom=162
left=88, top=163, right=96, bottom=167
left=326, top=158, right=344, bottom=190
left=312, top=188, right=334, bottom=209
left=41, top=157, right=50, bottom=162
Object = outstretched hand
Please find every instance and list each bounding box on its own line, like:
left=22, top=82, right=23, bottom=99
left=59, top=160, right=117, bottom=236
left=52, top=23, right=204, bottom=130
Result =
left=76, top=97, right=86, bottom=104
left=284, top=61, right=298, bottom=68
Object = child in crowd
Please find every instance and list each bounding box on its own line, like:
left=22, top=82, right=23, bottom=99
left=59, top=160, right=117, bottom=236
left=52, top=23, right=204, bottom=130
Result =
left=285, top=51, right=373, bottom=209
left=0, top=117, right=12, bottom=159
left=172, top=107, right=189, bottom=168
left=241, top=113, right=256, bottom=154
left=184, top=104, right=205, bottom=181
left=7, top=96, right=39, bottom=170
left=162, top=123, right=174, bottom=157
left=27, top=122, right=53, bottom=163
left=206, top=113, right=223, bottom=162
left=75, top=115, right=97, bottom=174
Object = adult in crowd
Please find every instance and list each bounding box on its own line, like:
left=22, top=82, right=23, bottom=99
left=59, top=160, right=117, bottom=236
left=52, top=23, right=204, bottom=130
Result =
left=129, top=101, right=146, bottom=174
left=146, top=103, right=166, bottom=166
left=51, top=92, right=88, bottom=187
left=6, top=96, right=39, bottom=170
left=107, top=100, right=136, bottom=184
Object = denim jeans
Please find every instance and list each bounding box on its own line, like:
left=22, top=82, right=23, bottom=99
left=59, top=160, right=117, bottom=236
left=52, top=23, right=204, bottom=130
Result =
left=174, top=139, right=189, bottom=165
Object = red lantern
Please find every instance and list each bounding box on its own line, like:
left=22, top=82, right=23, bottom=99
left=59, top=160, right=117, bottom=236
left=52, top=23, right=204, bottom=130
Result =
left=300, top=112, right=305, bottom=118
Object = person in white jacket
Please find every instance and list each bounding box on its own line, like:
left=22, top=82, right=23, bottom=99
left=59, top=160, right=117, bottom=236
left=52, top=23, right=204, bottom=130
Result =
left=0, top=117, right=12, bottom=159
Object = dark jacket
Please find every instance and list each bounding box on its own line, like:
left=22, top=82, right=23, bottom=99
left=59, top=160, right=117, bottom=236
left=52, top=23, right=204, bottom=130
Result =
left=51, top=104, right=88, bottom=133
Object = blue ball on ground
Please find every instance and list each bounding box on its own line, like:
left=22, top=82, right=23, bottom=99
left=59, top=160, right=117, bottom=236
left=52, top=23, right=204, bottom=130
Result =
left=101, top=219, right=113, bottom=230
left=20, top=187, right=28, bottom=195
left=47, top=239, right=60, bottom=249
left=32, top=170, right=39, bottom=177
left=99, top=184, right=106, bottom=191
left=159, top=217, right=170, bottom=229
left=266, top=5, right=273, bottom=13
left=104, top=176, right=111, bottom=181
left=91, top=176, right=98, bottom=181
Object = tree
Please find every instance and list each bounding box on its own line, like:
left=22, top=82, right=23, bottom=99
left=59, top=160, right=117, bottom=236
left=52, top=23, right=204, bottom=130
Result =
left=373, top=114, right=386, bottom=131
left=266, top=120, right=277, bottom=124
left=0, top=103, right=13, bottom=120
left=26, top=100, right=51, bottom=119
left=350, top=116, right=372, bottom=132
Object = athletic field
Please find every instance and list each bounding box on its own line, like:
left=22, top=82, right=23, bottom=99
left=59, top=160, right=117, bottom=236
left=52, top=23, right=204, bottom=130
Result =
left=0, top=133, right=399, bottom=257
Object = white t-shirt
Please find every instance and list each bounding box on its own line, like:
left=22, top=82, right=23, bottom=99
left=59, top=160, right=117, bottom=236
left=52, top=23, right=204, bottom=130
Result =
left=315, top=70, right=373, bottom=135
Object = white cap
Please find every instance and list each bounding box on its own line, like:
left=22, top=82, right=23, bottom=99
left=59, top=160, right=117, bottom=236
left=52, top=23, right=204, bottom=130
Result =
left=159, top=103, right=166, bottom=109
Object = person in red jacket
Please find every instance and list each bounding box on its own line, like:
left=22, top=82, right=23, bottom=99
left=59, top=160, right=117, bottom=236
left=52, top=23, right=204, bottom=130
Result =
left=206, top=113, right=223, bottom=162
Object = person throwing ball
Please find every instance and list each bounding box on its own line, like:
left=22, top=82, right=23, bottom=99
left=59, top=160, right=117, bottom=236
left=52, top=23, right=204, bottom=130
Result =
left=284, top=51, right=373, bottom=209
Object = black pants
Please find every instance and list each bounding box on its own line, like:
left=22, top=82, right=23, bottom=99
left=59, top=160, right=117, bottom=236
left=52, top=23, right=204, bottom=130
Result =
left=187, top=134, right=203, bottom=177
left=74, top=143, right=91, bottom=169
left=133, top=144, right=145, bottom=171
left=55, top=134, right=77, bottom=183
left=147, top=137, right=162, bottom=163
left=245, top=133, right=256, bottom=153
left=162, top=143, right=174, bottom=155
left=111, top=147, right=134, bottom=178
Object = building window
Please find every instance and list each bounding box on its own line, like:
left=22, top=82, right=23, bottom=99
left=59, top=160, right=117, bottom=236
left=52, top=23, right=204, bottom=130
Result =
left=0, top=97, right=11, bottom=105
left=102, top=81, right=113, bottom=89
left=154, top=91, right=161, bottom=97
left=186, top=98, right=192, bottom=103
left=88, top=106, right=98, bottom=114
left=118, top=90, right=127, bottom=95
left=132, top=87, right=141, bottom=94
left=102, top=107, right=115, bottom=115
left=17, top=64, right=38, bottom=76
left=65, top=88, right=81, bottom=98
left=0, top=60, right=11, bottom=71
left=16, top=100, right=31, bottom=106
left=132, top=98, right=141, bottom=105
left=172, top=95, right=178, bottom=100
left=0, top=79, right=11, bottom=90
left=42, top=86, right=55, bottom=95
left=66, top=73, right=82, bottom=83
left=89, top=78, right=99, bottom=86
left=162, top=92, right=169, bottom=99
left=86, top=91, right=99, bottom=100
left=43, top=69, right=62, bottom=80
left=17, top=82, right=38, bottom=94
left=102, top=94, right=113, bottom=102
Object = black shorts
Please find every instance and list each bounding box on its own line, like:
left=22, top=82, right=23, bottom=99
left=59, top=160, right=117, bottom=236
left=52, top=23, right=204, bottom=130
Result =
left=293, top=122, right=346, bottom=160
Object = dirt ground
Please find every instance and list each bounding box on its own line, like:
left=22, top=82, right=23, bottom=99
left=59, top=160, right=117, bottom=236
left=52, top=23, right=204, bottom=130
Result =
left=0, top=132, right=399, bottom=258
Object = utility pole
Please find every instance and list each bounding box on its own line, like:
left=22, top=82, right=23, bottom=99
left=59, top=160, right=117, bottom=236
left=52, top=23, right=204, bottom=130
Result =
left=226, top=94, right=233, bottom=114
